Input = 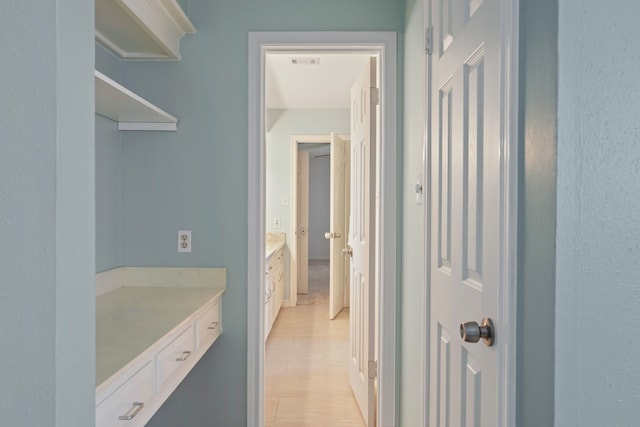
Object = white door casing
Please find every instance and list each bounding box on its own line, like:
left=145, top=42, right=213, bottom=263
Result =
left=297, top=150, right=310, bottom=295
left=247, top=32, right=397, bottom=427
left=427, top=0, right=518, bottom=425
left=329, top=133, right=349, bottom=319
left=349, top=57, right=377, bottom=426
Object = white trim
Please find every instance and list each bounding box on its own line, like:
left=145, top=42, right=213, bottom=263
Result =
left=117, top=122, right=177, bottom=131
left=289, top=134, right=332, bottom=308
left=498, top=0, right=519, bottom=425
left=421, top=0, right=432, bottom=425
left=248, top=32, right=397, bottom=427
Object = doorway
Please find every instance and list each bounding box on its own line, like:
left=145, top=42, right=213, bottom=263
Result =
left=247, top=32, right=397, bottom=427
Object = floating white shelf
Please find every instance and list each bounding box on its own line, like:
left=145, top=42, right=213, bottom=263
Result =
left=95, top=70, right=177, bottom=131
left=96, top=0, right=196, bottom=60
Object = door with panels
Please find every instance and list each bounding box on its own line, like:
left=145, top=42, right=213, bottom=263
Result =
left=348, top=57, right=377, bottom=426
left=428, top=0, right=503, bottom=425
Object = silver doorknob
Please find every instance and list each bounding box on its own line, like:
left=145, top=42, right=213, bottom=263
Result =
left=325, top=232, right=342, bottom=239
left=460, top=318, right=495, bottom=346
left=342, top=246, right=353, bottom=257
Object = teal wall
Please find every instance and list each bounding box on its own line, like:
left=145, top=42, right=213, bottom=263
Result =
left=95, top=45, right=123, bottom=273
left=517, top=0, right=557, bottom=425
left=0, top=0, right=95, bottom=425
left=556, top=0, right=640, bottom=425
left=113, top=1, right=403, bottom=425
left=96, top=114, right=123, bottom=272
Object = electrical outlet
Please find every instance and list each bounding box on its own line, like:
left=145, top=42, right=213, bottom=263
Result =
left=178, top=230, right=192, bottom=253
left=273, top=218, right=281, bottom=229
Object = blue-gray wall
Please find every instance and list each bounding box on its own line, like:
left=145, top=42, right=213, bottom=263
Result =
left=0, top=0, right=95, bottom=425
left=110, top=1, right=403, bottom=425
left=96, top=114, right=122, bottom=272
left=95, top=45, right=123, bottom=273
left=555, top=1, right=640, bottom=425
left=517, top=0, right=557, bottom=425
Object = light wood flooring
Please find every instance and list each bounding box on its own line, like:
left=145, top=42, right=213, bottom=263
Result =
left=264, top=260, right=364, bottom=427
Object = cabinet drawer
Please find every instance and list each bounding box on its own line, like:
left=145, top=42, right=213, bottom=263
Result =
left=155, top=325, right=195, bottom=393
left=96, top=362, right=154, bottom=427
left=195, top=300, right=221, bottom=350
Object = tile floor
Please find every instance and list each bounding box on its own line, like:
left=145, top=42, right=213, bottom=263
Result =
left=264, top=260, right=364, bottom=427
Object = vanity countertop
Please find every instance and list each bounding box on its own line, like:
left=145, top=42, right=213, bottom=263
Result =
left=266, top=232, right=286, bottom=259
left=95, top=267, right=225, bottom=388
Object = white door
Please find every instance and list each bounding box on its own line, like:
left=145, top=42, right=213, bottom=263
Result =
left=348, top=57, right=376, bottom=426
left=297, top=150, right=309, bottom=294
left=329, top=133, right=349, bottom=319
left=429, top=0, right=502, bottom=425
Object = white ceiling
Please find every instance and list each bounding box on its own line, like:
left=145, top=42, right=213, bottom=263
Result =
left=265, top=53, right=371, bottom=109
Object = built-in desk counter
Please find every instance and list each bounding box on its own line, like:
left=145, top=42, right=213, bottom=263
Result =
left=95, top=267, right=225, bottom=427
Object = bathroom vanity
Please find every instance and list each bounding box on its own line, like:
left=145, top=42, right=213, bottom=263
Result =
left=95, top=268, right=225, bottom=426
left=265, top=233, right=285, bottom=339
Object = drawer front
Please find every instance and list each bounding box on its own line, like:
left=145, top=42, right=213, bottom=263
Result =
left=156, top=325, right=195, bottom=392
left=96, top=362, right=154, bottom=427
left=195, top=300, right=221, bottom=350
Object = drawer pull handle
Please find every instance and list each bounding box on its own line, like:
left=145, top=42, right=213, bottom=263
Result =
left=175, top=351, right=192, bottom=362
left=208, top=322, right=220, bottom=330
left=119, top=402, right=144, bottom=420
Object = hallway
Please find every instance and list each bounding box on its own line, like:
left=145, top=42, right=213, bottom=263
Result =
left=264, top=260, right=364, bottom=426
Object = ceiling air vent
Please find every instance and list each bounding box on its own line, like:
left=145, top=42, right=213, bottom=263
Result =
left=289, top=57, right=321, bottom=65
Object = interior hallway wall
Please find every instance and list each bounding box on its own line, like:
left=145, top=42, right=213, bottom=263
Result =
left=118, top=1, right=404, bottom=424
left=308, top=153, right=331, bottom=260
left=0, top=0, right=95, bottom=425
left=555, top=0, right=640, bottom=424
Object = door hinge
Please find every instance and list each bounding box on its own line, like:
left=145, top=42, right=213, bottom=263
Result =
left=425, top=26, right=433, bottom=55
left=368, top=360, right=378, bottom=379
left=370, top=87, right=380, bottom=106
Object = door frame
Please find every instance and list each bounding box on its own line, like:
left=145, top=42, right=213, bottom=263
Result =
left=289, top=134, right=349, bottom=309
left=248, top=31, right=397, bottom=427
left=421, top=0, right=519, bottom=425
left=289, top=134, right=330, bottom=307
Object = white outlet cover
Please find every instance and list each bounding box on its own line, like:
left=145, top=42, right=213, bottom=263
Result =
left=273, top=218, right=281, bottom=229
left=178, top=230, right=192, bottom=253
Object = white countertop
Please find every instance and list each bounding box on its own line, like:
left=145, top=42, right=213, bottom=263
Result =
left=266, top=232, right=286, bottom=259
left=96, top=287, right=224, bottom=386
left=95, top=267, right=226, bottom=387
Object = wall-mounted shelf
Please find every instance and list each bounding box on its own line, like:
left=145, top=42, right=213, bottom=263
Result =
left=95, top=70, right=177, bottom=131
left=96, top=0, right=196, bottom=60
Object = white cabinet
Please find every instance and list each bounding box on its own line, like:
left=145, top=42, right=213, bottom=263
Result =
left=264, top=247, right=284, bottom=340
left=95, top=0, right=195, bottom=130
left=96, top=362, right=154, bottom=426
left=95, top=268, right=225, bottom=427
left=96, top=0, right=195, bottom=60
left=155, top=325, right=195, bottom=393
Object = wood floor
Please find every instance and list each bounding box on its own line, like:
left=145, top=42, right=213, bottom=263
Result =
left=264, top=260, right=364, bottom=427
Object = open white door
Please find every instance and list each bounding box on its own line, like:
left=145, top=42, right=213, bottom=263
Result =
left=328, top=133, right=349, bottom=319
left=297, top=150, right=309, bottom=294
left=428, top=0, right=505, bottom=424
left=348, top=57, right=376, bottom=426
